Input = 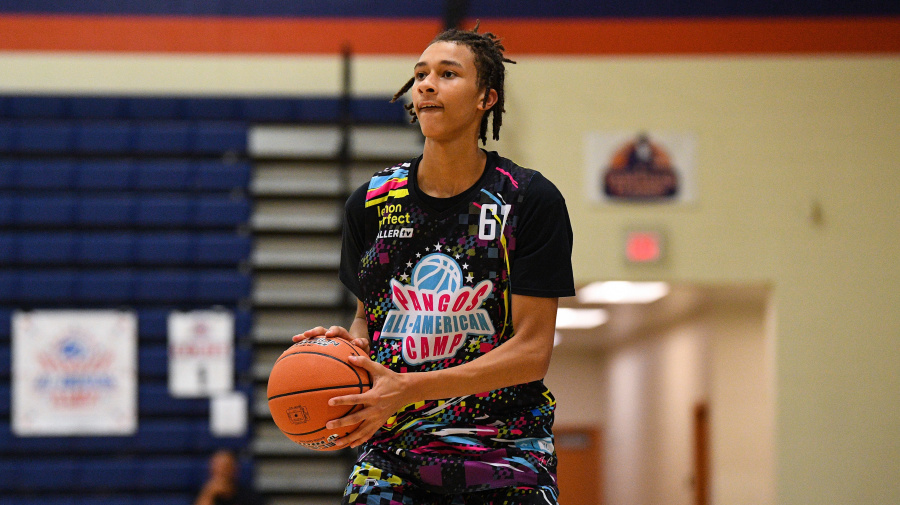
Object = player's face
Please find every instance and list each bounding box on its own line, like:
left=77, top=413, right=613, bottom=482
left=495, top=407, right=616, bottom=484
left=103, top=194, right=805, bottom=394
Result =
left=411, top=41, right=494, bottom=142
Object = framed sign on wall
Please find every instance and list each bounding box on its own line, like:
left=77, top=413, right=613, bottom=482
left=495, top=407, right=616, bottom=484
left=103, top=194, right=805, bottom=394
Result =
left=584, top=131, right=697, bottom=205
left=13, top=310, right=137, bottom=436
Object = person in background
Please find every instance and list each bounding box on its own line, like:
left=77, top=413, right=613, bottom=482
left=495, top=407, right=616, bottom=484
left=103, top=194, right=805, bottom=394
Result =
left=195, top=449, right=264, bottom=505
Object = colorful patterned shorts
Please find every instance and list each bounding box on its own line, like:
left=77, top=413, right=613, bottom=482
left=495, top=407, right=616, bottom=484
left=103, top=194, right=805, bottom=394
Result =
left=343, top=459, right=559, bottom=505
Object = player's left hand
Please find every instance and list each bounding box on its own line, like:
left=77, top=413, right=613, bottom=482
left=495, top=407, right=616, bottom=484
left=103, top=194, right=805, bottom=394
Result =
left=325, top=355, right=412, bottom=449
left=292, top=325, right=370, bottom=354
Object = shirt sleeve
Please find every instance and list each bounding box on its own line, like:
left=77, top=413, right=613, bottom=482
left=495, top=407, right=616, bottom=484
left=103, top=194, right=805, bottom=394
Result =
left=509, top=172, right=576, bottom=298
left=338, top=182, right=369, bottom=301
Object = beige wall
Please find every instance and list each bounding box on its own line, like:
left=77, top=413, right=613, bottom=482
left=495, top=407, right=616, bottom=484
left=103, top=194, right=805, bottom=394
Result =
left=708, top=300, right=776, bottom=505
left=601, top=321, right=710, bottom=505
left=497, top=55, right=899, bottom=505
left=1, top=52, right=898, bottom=504
left=545, top=349, right=606, bottom=427
left=586, top=300, right=772, bottom=505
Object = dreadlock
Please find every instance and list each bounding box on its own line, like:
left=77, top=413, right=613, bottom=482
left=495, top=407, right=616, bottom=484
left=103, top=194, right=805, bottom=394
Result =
left=391, top=21, right=516, bottom=145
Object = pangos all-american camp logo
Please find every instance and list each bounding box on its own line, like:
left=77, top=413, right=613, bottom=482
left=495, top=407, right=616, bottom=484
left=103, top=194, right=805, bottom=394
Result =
left=382, top=253, right=495, bottom=365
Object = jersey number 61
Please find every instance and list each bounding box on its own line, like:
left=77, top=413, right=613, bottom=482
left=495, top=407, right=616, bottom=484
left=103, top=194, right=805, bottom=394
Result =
left=478, top=204, right=511, bottom=240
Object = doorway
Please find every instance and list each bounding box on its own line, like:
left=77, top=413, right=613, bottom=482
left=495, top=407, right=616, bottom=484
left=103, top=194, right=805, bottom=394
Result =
left=548, top=283, right=775, bottom=505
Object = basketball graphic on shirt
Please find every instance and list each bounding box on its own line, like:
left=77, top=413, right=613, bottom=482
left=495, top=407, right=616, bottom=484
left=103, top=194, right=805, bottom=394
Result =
left=412, top=253, right=462, bottom=293
left=384, top=252, right=494, bottom=366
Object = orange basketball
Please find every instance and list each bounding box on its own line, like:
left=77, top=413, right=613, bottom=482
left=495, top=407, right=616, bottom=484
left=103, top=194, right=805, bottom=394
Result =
left=267, top=337, right=372, bottom=451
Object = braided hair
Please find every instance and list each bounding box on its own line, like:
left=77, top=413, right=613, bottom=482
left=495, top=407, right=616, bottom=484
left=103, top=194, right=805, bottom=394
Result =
left=391, top=22, right=516, bottom=144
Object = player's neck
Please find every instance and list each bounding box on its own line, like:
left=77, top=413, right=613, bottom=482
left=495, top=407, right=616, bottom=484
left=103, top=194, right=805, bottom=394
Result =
left=419, top=138, right=486, bottom=199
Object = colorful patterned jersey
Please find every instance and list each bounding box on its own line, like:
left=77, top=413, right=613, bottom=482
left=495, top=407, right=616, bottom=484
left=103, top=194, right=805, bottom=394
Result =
left=344, top=152, right=566, bottom=493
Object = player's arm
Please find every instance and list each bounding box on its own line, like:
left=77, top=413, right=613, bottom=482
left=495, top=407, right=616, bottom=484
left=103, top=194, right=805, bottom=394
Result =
left=406, top=294, right=557, bottom=396
left=292, top=299, right=370, bottom=353
left=328, top=294, right=557, bottom=447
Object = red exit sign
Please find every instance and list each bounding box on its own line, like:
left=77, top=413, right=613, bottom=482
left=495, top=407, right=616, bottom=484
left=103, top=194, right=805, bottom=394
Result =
left=625, top=230, right=664, bottom=263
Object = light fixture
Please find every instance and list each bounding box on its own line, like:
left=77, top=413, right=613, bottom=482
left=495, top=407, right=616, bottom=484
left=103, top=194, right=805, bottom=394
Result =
left=577, top=281, right=670, bottom=304
left=555, top=308, right=609, bottom=329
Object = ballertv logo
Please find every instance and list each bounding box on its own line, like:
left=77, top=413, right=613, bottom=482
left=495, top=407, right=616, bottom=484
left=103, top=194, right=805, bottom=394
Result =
left=377, top=227, right=414, bottom=239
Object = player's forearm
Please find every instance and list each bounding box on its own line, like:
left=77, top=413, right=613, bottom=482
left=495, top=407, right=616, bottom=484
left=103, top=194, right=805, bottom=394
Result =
left=348, top=311, right=369, bottom=343
left=347, top=299, right=370, bottom=345
left=401, top=295, right=558, bottom=402
left=403, top=331, right=552, bottom=401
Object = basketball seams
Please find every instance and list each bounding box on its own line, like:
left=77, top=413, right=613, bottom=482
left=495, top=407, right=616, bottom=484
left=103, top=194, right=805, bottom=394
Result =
left=267, top=381, right=373, bottom=401
left=274, top=342, right=329, bottom=365
left=272, top=350, right=368, bottom=387
left=274, top=339, right=364, bottom=365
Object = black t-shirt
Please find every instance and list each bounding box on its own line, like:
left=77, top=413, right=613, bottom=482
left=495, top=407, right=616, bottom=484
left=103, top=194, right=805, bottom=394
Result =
left=336, top=150, right=574, bottom=491
left=340, top=152, right=574, bottom=493
left=340, top=151, right=575, bottom=300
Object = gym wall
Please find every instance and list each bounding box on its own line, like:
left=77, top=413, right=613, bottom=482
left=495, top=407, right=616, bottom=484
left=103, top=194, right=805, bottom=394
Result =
left=1, top=3, right=898, bottom=505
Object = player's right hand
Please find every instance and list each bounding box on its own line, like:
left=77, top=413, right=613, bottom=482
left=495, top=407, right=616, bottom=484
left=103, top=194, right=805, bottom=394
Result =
left=292, top=326, right=370, bottom=354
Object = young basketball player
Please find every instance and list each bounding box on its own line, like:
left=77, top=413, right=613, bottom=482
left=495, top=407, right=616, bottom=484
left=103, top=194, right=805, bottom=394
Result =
left=294, top=24, right=575, bottom=504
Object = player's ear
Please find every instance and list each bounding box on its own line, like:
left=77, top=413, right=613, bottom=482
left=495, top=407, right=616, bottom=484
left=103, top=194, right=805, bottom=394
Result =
left=477, top=88, right=498, bottom=111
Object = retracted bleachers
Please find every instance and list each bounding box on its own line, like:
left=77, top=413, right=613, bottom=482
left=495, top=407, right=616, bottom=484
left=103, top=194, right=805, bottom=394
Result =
left=1, top=92, right=415, bottom=503
left=0, top=232, right=251, bottom=266
left=246, top=90, right=422, bottom=500
left=0, top=95, right=269, bottom=503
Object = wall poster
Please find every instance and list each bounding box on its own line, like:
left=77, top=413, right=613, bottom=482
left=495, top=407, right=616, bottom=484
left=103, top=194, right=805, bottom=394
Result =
left=12, top=310, right=137, bottom=436
left=168, top=310, right=235, bottom=398
left=584, top=131, right=697, bottom=204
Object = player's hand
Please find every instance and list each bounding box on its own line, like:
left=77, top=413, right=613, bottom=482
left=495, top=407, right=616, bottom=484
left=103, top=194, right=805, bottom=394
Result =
left=291, top=326, right=370, bottom=354
left=325, top=355, right=411, bottom=449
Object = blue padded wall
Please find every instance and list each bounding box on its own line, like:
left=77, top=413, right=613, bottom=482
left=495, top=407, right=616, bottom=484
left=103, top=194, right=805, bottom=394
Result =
left=0, top=94, right=269, bottom=503
left=0, top=92, right=409, bottom=501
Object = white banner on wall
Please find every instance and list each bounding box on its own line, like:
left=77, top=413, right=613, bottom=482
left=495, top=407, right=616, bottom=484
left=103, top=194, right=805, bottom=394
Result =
left=210, top=391, right=248, bottom=437
left=584, top=131, right=697, bottom=204
left=168, top=310, right=234, bottom=398
left=12, top=310, right=137, bottom=436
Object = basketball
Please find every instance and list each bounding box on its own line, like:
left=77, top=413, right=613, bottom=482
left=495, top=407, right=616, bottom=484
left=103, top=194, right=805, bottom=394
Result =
left=413, top=253, right=462, bottom=292
left=267, top=337, right=372, bottom=451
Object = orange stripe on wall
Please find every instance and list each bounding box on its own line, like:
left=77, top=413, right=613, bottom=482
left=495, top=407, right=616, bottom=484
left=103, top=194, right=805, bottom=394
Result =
left=0, top=15, right=897, bottom=55
left=487, top=17, right=900, bottom=55
left=0, top=15, right=442, bottom=54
